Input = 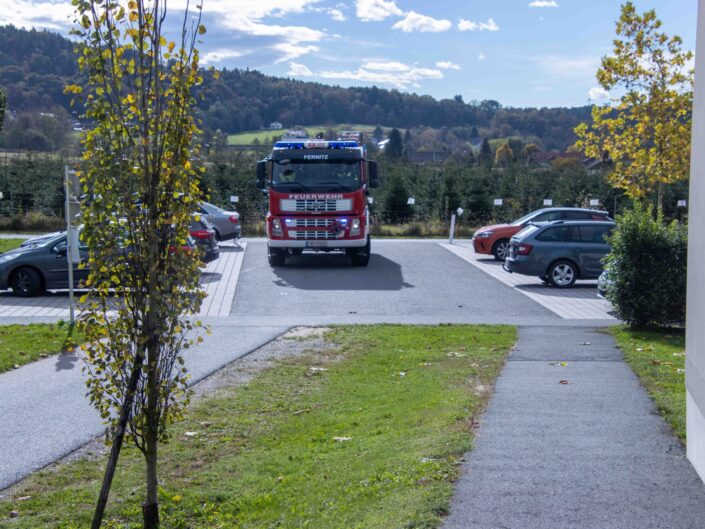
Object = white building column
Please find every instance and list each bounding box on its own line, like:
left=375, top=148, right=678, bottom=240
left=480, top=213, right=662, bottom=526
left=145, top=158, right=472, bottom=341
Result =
left=686, top=0, right=705, bottom=482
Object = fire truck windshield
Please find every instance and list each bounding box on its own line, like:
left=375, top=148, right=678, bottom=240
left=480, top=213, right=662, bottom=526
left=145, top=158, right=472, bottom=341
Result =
left=272, top=159, right=361, bottom=192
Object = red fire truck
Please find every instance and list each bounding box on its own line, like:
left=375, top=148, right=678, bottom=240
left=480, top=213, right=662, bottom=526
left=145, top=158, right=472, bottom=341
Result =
left=256, top=132, right=378, bottom=267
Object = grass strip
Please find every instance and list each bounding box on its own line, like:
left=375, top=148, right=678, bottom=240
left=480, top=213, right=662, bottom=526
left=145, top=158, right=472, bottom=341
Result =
left=0, top=323, right=81, bottom=373
left=0, top=324, right=515, bottom=528
left=0, top=239, right=24, bottom=254
left=611, top=326, right=686, bottom=441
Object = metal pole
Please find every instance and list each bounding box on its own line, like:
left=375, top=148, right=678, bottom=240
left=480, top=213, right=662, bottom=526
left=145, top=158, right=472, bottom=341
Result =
left=449, top=213, right=457, bottom=245
left=64, top=165, right=74, bottom=326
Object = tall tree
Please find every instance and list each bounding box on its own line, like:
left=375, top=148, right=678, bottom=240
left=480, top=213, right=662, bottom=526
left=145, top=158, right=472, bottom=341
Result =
left=470, top=125, right=480, bottom=140
left=494, top=143, right=514, bottom=167
left=478, top=138, right=492, bottom=167
left=575, top=2, right=693, bottom=209
left=373, top=124, right=384, bottom=141
left=0, top=88, right=5, bottom=131
left=68, top=1, right=208, bottom=527
left=386, top=128, right=403, bottom=161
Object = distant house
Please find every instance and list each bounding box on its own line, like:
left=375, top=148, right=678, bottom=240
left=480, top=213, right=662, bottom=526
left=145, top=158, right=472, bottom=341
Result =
left=377, top=139, right=390, bottom=150
left=269, top=121, right=283, bottom=130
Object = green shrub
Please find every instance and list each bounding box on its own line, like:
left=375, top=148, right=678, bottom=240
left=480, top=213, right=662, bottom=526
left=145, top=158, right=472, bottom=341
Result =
left=605, top=205, right=687, bottom=328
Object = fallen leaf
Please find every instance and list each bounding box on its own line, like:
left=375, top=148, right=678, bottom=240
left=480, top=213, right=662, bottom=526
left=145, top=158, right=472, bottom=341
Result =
left=292, top=408, right=310, bottom=416
left=677, top=368, right=685, bottom=374
left=184, top=431, right=198, bottom=437
left=559, top=380, right=570, bottom=385
left=17, top=496, right=31, bottom=502
left=579, top=341, right=591, bottom=346
left=9, top=511, right=19, bottom=518
left=171, top=495, right=182, bottom=503
left=333, top=436, right=351, bottom=442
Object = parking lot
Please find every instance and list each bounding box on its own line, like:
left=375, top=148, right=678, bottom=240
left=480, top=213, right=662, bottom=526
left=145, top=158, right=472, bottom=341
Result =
left=0, top=238, right=615, bottom=324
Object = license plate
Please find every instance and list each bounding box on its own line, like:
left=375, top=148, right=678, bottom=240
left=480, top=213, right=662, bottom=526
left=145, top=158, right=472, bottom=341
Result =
left=306, top=240, right=329, bottom=248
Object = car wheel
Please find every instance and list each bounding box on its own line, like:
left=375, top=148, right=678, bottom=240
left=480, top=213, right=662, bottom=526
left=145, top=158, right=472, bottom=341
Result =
left=213, top=229, right=222, bottom=242
left=492, top=239, right=510, bottom=261
left=351, top=237, right=371, bottom=267
left=548, top=260, right=577, bottom=288
left=268, top=247, right=285, bottom=267
left=11, top=267, right=43, bottom=297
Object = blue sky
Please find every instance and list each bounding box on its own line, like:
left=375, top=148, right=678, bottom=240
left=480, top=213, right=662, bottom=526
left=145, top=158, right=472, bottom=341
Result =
left=2, top=0, right=698, bottom=107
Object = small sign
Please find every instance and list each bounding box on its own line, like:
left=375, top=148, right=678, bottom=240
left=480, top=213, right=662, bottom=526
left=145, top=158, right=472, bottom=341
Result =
left=69, top=228, right=81, bottom=263
left=367, top=197, right=374, bottom=205
left=230, top=195, right=239, bottom=203
left=589, top=199, right=600, bottom=206
left=543, top=198, right=553, bottom=206
left=407, top=197, right=416, bottom=205
left=494, top=198, right=503, bottom=206
left=456, top=207, right=464, bottom=216
left=678, top=199, right=688, bottom=208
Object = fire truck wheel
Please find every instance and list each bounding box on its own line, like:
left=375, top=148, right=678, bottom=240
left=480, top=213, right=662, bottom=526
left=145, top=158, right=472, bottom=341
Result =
left=351, top=237, right=371, bottom=267
left=268, top=247, right=285, bottom=267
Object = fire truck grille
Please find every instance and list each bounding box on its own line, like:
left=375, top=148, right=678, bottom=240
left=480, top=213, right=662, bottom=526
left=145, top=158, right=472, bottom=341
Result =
left=295, top=218, right=333, bottom=228
left=289, top=231, right=340, bottom=240
left=296, top=199, right=337, bottom=212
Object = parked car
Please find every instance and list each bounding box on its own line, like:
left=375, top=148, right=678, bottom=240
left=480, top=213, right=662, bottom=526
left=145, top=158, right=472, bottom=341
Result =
left=189, top=215, right=220, bottom=263
left=504, top=220, right=616, bottom=288
left=0, top=232, right=201, bottom=297
left=198, top=201, right=241, bottom=241
left=473, top=208, right=613, bottom=261
left=597, top=269, right=612, bottom=299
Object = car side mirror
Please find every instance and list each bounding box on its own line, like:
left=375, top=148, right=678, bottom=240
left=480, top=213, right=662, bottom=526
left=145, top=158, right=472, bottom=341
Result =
left=53, top=245, right=67, bottom=258
left=367, top=161, right=379, bottom=188
left=256, top=160, right=267, bottom=189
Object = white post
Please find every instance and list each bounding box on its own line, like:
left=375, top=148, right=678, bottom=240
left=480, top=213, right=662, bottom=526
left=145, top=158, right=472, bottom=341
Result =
left=686, top=0, right=705, bottom=482
left=64, top=165, right=75, bottom=326
left=449, top=214, right=457, bottom=244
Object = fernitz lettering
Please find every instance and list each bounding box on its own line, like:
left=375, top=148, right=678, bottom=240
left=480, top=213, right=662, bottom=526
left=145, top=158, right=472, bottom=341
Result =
left=303, top=155, right=329, bottom=160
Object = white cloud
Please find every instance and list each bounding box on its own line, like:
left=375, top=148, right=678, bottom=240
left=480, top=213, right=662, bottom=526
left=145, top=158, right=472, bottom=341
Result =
left=355, top=0, right=403, bottom=22
left=436, top=61, right=461, bottom=70
left=288, top=59, right=444, bottom=88
left=529, top=0, right=559, bottom=7
left=329, top=9, right=346, bottom=21
left=272, top=43, right=320, bottom=63
left=0, top=0, right=74, bottom=29
left=392, top=11, right=452, bottom=33
left=588, top=86, right=610, bottom=103
left=477, top=52, right=487, bottom=61
left=458, top=18, right=499, bottom=32
left=202, top=49, right=247, bottom=64
left=288, top=62, right=315, bottom=76
left=538, top=55, right=601, bottom=79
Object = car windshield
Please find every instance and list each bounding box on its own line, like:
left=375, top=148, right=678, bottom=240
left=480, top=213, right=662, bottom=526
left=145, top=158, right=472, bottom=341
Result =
left=272, top=159, right=361, bottom=192
left=511, top=212, right=538, bottom=226
left=204, top=202, right=226, bottom=214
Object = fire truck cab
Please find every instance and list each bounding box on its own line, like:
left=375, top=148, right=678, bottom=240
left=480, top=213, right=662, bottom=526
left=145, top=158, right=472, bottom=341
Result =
left=256, top=132, right=378, bottom=267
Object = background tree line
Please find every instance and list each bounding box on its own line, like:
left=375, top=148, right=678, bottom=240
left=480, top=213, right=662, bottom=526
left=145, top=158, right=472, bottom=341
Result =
left=0, top=24, right=591, bottom=152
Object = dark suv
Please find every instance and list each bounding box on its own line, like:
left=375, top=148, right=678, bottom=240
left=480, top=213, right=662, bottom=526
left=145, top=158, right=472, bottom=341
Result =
left=504, top=220, right=615, bottom=288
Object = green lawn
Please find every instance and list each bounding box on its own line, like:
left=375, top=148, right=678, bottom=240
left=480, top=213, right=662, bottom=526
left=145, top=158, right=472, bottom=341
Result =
left=0, top=324, right=516, bottom=528
left=0, top=239, right=24, bottom=254
left=611, top=327, right=686, bottom=441
left=227, top=124, right=379, bottom=145
left=0, top=323, right=81, bottom=372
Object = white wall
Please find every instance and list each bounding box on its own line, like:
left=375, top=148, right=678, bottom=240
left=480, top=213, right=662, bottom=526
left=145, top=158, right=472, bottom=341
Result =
left=686, top=0, right=705, bottom=482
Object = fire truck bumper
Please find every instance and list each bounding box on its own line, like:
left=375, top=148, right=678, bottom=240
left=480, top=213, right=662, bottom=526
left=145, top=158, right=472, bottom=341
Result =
left=268, top=238, right=368, bottom=249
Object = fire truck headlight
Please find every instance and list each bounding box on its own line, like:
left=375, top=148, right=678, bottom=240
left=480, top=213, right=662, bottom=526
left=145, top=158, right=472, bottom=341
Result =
left=272, top=218, right=283, bottom=236
left=351, top=218, right=361, bottom=235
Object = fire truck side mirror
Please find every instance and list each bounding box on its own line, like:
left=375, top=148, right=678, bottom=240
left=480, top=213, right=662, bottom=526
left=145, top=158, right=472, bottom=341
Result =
left=256, top=161, right=267, bottom=189
left=368, top=161, right=379, bottom=188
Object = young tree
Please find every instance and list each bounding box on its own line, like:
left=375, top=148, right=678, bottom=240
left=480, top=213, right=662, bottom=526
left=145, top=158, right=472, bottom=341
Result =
left=386, top=128, right=403, bottom=161
left=494, top=143, right=514, bottom=167
left=68, top=1, right=208, bottom=527
left=575, top=2, right=693, bottom=210
left=373, top=124, right=384, bottom=141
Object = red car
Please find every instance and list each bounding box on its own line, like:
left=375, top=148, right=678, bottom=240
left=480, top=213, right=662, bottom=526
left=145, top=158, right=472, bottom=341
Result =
left=472, top=208, right=613, bottom=261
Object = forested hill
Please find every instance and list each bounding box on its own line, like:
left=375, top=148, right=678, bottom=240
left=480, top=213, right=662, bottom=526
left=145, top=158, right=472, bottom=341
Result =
left=0, top=24, right=591, bottom=150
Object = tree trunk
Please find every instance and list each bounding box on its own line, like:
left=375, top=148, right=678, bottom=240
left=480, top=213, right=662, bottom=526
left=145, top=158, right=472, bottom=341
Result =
left=91, top=354, right=144, bottom=529
left=142, top=333, right=160, bottom=528
left=657, top=181, right=665, bottom=214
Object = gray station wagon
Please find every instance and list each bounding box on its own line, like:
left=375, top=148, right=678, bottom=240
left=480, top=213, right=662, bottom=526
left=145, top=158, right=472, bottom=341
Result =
left=504, top=220, right=615, bottom=288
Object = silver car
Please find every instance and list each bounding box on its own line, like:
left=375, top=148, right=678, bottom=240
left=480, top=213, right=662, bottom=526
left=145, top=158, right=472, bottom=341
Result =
left=198, top=201, right=241, bottom=241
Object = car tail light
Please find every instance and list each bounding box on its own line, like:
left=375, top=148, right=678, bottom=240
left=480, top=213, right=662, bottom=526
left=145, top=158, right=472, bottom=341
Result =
left=229, top=214, right=239, bottom=224
left=190, top=229, right=211, bottom=240
left=516, top=243, right=533, bottom=256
